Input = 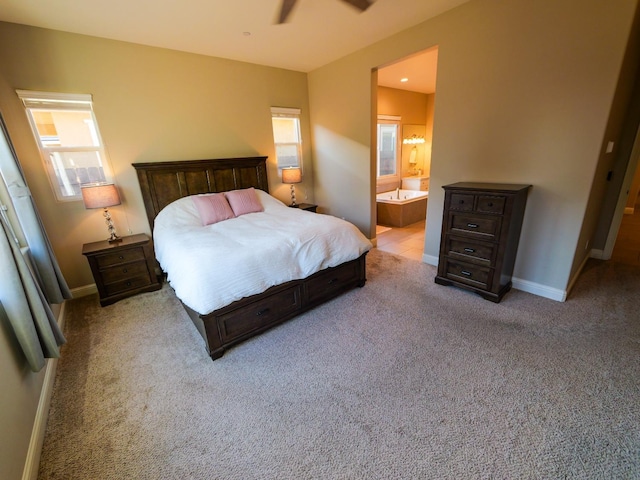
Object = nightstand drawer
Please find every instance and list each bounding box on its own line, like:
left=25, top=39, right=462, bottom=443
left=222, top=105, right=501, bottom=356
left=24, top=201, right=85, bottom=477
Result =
left=450, top=213, right=500, bottom=239
left=100, top=260, right=150, bottom=284
left=104, top=274, right=153, bottom=296
left=446, top=237, right=495, bottom=265
left=443, top=259, right=492, bottom=289
left=96, top=248, right=146, bottom=268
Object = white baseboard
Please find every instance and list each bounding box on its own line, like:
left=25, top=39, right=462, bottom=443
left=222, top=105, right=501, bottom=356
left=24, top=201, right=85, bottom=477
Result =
left=71, top=283, right=97, bottom=298
left=422, top=253, right=439, bottom=266
left=511, top=276, right=566, bottom=302
left=21, top=301, right=67, bottom=480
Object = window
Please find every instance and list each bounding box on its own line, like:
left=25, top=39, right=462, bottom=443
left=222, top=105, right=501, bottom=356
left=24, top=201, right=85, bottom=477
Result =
left=377, top=115, right=401, bottom=180
left=17, top=90, right=113, bottom=202
left=271, top=107, right=302, bottom=170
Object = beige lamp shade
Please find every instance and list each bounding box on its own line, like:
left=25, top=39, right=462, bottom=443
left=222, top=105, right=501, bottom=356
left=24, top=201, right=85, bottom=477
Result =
left=282, top=167, right=302, bottom=184
left=81, top=183, right=121, bottom=209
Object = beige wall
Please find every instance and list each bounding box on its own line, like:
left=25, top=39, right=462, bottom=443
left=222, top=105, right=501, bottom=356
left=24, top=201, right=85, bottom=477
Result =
left=0, top=22, right=312, bottom=290
left=0, top=322, right=46, bottom=480
left=309, top=0, right=638, bottom=295
left=377, top=86, right=429, bottom=126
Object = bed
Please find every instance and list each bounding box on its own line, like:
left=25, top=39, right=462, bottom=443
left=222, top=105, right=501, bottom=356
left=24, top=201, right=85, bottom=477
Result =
left=133, top=156, right=371, bottom=360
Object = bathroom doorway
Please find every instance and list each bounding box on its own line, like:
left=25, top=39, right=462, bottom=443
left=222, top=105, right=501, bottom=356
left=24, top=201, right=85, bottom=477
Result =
left=374, top=46, right=438, bottom=261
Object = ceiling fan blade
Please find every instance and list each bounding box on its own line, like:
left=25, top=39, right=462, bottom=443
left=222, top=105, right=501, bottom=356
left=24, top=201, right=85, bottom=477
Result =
left=340, top=0, right=373, bottom=12
left=277, top=0, right=298, bottom=23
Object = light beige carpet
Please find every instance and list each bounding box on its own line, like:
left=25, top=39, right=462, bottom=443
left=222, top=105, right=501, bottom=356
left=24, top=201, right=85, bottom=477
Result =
left=38, top=249, right=640, bottom=479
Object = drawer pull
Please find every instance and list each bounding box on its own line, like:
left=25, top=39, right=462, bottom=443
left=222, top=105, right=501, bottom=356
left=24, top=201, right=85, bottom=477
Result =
left=463, top=248, right=475, bottom=253
left=126, top=281, right=132, bottom=286
left=467, top=223, right=479, bottom=228
left=488, top=202, right=493, bottom=207
left=460, top=271, right=472, bottom=276
left=328, top=278, right=338, bottom=285
left=458, top=199, right=465, bottom=204
left=256, top=308, right=270, bottom=316
left=119, top=255, right=124, bottom=259
left=122, top=268, right=128, bottom=273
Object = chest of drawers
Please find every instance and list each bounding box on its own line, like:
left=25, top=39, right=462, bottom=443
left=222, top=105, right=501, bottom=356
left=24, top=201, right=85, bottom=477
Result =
left=435, top=182, right=531, bottom=302
left=82, top=234, right=162, bottom=306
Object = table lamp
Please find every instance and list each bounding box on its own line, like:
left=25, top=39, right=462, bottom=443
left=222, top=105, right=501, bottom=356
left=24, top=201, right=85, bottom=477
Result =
left=81, top=183, right=122, bottom=243
left=282, top=167, right=302, bottom=207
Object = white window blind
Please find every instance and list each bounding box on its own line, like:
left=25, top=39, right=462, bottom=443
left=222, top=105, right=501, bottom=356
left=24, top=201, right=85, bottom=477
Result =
left=17, top=90, right=113, bottom=202
left=271, top=107, right=302, bottom=170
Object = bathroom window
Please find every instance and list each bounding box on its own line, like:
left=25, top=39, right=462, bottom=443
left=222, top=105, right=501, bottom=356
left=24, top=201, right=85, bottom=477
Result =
left=271, top=107, right=302, bottom=170
left=377, top=115, right=401, bottom=181
left=17, top=90, right=113, bottom=202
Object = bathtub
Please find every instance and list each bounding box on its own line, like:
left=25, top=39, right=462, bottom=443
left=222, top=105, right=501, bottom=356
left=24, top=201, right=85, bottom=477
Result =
left=376, top=189, right=428, bottom=228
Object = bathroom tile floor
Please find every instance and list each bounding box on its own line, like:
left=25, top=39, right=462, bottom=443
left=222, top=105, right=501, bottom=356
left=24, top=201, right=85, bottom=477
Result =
left=375, top=219, right=426, bottom=262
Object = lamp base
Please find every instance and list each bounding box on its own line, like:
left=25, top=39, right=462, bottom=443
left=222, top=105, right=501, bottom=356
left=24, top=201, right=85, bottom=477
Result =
left=103, top=208, right=121, bottom=244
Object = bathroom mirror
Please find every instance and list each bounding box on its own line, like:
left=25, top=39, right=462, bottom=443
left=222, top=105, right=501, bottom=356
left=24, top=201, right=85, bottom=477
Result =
left=402, top=124, right=426, bottom=176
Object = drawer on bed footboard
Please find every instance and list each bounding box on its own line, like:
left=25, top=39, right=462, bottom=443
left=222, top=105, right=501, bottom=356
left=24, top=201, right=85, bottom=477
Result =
left=217, top=285, right=302, bottom=342
left=306, top=261, right=361, bottom=304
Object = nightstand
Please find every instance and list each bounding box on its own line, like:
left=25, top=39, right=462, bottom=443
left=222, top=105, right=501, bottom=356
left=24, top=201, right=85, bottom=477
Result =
left=82, top=233, right=162, bottom=306
left=294, top=203, right=318, bottom=212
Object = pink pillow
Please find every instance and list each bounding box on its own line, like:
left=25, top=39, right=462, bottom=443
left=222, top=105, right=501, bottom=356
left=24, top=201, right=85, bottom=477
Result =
left=225, top=188, right=264, bottom=216
left=192, top=193, right=236, bottom=226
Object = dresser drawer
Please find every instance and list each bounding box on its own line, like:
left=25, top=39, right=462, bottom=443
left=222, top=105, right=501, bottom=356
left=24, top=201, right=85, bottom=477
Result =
left=450, top=213, right=500, bottom=239
left=218, top=285, right=302, bottom=342
left=95, top=248, right=146, bottom=268
left=442, top=259, right=492, bottom=290
left=446, top=237, right=495, bottom=265
left=100, top=260, right=150, bottom=284
left=449, top=193, right=474, bottom=211
left=103, top=274, right=153, bottom=296
left=476, top=195, right=505, bottom=214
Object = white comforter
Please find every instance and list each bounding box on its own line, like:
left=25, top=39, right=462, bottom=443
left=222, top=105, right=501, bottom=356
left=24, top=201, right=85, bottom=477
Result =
left=153, top=190, right=372, bottom=315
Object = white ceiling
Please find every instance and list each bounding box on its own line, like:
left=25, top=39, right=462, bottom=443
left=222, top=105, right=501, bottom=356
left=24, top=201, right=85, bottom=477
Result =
left=377, top=47, right=439, bottom=94
left=0, top=0, right=464, bottom=82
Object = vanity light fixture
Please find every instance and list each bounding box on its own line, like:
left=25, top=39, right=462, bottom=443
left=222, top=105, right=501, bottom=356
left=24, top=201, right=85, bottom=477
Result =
left=403, top=134, right=426, bottom=145
left=282, top=167, right=302, bottom=207
left=81, top=183, right=122, bottom=243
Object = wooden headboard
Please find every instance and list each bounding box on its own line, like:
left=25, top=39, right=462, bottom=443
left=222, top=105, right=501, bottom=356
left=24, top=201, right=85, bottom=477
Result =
left=132, top=156, right=269, bottom=231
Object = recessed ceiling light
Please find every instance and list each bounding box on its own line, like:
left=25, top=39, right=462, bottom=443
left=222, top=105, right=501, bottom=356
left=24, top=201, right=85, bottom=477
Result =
left=400, top=78, right=409, bottom=82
